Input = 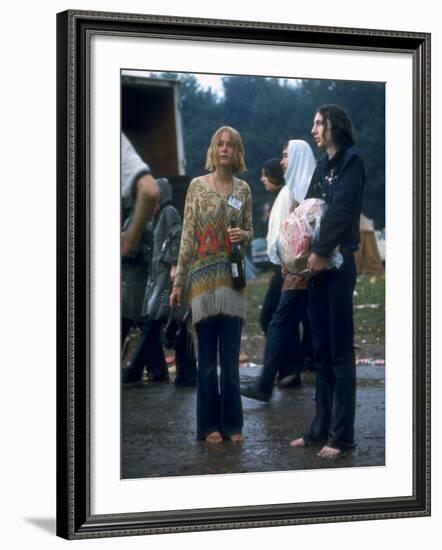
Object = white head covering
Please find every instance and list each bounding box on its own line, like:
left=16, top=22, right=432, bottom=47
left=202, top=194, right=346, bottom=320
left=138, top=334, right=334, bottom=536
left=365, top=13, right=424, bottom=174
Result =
left=267, top=185, right=290, bottom=264
left=284, top=139, right=316, bottom=205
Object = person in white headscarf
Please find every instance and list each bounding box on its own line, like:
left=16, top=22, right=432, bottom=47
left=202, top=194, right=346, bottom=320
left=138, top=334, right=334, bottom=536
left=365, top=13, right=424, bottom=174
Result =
left=284, top=139, right=317, bottom=204
left=242, top=140, right=316, bottom=401
left=267, top=140, right=316, bottom=264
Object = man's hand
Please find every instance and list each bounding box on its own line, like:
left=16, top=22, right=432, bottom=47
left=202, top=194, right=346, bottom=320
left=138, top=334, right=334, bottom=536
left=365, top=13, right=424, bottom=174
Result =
left=122, top=174, right=159, bottom=257
left=121, top=232, right=135, bottom=257
left=307, top=252, right=329, bottom=274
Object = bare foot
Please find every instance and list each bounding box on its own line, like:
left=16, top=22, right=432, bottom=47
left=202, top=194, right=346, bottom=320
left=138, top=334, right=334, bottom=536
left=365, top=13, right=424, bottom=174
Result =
left=230, top=434, right=243, bottom=443
left=317, top=445, right=341, bottom=459
left=289, top=437, right=306, bottom=448
left=205, top=431, right=223, bottom=444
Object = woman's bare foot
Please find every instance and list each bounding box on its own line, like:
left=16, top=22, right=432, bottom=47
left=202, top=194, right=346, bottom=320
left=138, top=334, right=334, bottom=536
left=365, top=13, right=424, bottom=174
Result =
left=205, top=431, right=223, bottom=444
left=289, top=437, right=306, bottom=448
left=230, top=434, right=243, bottom=443
left=317, top=445, right=341, bottom=459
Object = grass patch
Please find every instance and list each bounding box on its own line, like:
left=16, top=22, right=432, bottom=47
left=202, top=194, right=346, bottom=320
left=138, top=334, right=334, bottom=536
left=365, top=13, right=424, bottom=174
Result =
left=242, top=270, right=385, bottom=364
left=123, top=270, right=386, bottom=368
left=353, top=274, right=385, bottom=360
left=242, top=270, right=273, bottom=363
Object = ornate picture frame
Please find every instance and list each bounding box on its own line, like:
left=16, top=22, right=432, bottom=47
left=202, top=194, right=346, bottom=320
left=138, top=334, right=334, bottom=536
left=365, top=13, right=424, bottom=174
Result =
left=56, top=10, right=430, bottom=539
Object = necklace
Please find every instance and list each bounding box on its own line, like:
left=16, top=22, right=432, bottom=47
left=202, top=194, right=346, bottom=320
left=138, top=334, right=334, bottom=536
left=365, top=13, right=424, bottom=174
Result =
left=212, top=173, right=233, bottom=198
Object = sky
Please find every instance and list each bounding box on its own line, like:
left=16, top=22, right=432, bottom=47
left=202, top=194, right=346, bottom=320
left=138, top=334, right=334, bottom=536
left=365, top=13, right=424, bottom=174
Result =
left=192, top=72, right=299, bottom=96
left=192, top=73, right=225, bottom=96
left=136, top=70, right=299, bottom=97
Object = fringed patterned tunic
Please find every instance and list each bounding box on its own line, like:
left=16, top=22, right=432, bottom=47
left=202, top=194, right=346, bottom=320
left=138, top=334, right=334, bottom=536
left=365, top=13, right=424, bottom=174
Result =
left=174, top=177, right=253, bottom=325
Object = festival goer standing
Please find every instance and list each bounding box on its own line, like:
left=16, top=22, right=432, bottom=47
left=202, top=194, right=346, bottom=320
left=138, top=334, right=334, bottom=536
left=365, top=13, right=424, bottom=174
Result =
left=260, top=148, right=315, bottom=386
left=241, top=140, right=316, bottom=401
left=170, top=126, right=253, bottom=444
left=259, top=158, right=286, bottom=332
left=121, top=134, right=159, bottom=346
left=121, top=134, right=159, bottom=256
left=290, top=105, right=365, bottom=458
left=281, top=141, right=316, bottom=371
left=123, top=178, right=191, bottom=385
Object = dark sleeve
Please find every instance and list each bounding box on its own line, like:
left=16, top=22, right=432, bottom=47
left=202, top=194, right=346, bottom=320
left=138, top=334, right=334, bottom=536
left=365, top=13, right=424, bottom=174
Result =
left=305, top=166, right=321, bottom=200
left=312, top=156, right=365, bottom=256
left=161, top=207, right=182, bottom=265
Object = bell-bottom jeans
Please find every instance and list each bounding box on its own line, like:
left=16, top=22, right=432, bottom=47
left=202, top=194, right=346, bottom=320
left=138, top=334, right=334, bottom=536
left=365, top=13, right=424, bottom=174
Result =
left=305, top=250, right=357, bottom=451
left=195, top=315, right=243, bottom=440
left=256, top=289, right=307, bottom=398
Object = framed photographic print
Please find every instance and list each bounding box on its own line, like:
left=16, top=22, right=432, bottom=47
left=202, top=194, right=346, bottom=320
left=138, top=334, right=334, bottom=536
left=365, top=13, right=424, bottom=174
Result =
left=56, top=9, right=430, bottom=539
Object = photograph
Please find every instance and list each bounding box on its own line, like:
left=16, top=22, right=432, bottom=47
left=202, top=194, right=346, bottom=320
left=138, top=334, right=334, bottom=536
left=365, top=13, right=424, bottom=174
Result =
left=55, top=8, right=430, bottom=539
left=120, top=69, right=387, bottom=479
left=3, top=1, right=441, bottom=549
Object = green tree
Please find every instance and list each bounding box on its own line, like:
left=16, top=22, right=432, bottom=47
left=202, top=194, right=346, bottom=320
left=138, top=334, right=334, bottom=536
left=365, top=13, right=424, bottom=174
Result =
left=172, top=73, right=385, bottom=234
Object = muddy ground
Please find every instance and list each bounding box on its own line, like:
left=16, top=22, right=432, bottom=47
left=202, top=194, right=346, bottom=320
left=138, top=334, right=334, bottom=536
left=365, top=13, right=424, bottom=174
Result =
left=122, top=365, right=385, bottom=479
left=122, top=271, right=385, bottom=479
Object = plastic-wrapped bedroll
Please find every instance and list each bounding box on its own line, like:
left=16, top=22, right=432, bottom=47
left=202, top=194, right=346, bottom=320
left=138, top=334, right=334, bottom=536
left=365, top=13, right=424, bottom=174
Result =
left=277, top=198, right=342, bottom=276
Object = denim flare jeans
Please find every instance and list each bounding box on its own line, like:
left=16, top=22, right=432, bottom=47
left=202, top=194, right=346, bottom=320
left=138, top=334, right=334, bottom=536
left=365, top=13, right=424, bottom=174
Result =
left=305, top=250, right=357, bottom=451
left=256, top=289, right=307, bottom=398
left=195, top=315, right=243, bottom=440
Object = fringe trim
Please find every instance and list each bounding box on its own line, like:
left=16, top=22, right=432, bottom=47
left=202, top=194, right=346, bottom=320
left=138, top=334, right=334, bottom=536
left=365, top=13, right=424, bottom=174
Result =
left=190, top=287, right=246, bottom=325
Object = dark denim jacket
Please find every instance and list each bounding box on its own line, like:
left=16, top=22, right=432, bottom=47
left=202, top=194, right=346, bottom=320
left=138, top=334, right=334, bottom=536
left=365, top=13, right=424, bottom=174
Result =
left=305, top=145, right=365, bottom=257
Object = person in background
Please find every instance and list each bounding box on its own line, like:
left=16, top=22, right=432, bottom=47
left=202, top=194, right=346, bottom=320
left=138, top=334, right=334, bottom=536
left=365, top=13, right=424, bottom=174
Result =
left=290, top=104, right=365, bottom=459
left=280, top=140, right=315, bottom=371
left=121, top=134, right=159, bottom=346
left=121, top=134, right=159, bottom=257
left=259, top=158, right=285, bottom=332
left=170, top=126, right=253, bottom=444
left=123, top=179, right=194, bottom=385
left=259, top=158, right=302, bottom=386
left=241, top=140, right=316, bottom=402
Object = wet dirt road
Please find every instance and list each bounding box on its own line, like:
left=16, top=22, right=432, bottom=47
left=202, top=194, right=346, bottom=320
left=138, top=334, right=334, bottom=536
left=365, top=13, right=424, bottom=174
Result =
left=122, top=365, right=385, bottom=479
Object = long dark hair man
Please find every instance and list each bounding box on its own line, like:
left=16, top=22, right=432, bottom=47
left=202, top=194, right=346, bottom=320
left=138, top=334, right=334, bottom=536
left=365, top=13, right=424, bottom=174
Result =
left=290, top=104, right=365, bottom=459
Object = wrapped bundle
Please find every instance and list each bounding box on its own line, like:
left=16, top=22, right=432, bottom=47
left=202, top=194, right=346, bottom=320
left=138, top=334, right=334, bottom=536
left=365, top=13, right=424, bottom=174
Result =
left=277, top=198, right=342, bottom=277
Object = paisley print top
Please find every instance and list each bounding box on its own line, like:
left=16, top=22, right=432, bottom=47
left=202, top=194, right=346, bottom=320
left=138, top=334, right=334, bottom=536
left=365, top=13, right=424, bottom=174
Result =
left=174, top=176, right=253, bottom=324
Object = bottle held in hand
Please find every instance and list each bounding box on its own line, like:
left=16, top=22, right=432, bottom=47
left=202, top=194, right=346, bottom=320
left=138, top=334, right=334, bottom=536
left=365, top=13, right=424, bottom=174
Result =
left=229, top=222, right=246, bottom=289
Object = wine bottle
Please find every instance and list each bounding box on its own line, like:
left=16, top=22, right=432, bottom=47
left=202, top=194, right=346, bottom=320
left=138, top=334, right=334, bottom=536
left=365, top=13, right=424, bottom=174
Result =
left=229, top=222, right=246, bottom=289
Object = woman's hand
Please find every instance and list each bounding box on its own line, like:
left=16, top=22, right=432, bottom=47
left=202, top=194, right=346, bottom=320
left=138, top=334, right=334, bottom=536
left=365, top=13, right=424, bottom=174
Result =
left=169, top=265, right=177, bottom=283
left=227, top=226, right=244, bottom=244
left=169, top=286, right=182, bottom=307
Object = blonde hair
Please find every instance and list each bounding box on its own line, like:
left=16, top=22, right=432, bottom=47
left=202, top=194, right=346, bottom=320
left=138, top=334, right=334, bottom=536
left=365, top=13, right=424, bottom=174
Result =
left=205, top=126, right=246, bottom=173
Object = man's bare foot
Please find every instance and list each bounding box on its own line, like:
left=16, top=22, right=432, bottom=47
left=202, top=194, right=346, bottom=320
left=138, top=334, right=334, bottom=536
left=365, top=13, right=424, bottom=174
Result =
left=205, top=431, right=223, bottom=444
left=317, top=445, right=341, bottom=459
left=289, top=437, right=306, bottom=448
left=230, top=434, right=243, bottom=443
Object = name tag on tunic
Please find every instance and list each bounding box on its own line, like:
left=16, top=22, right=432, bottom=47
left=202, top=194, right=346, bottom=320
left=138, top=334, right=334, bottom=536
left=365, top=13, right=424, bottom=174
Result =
left=227, top=196, right=243, bottom=211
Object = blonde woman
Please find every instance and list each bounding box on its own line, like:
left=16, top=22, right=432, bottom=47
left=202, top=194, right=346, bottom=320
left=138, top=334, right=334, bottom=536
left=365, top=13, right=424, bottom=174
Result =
left=170, top=126, right=253, bottom=444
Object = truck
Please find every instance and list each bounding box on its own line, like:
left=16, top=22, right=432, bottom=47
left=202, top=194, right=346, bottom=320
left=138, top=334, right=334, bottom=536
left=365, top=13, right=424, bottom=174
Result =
left=121, top=70, right=188, bottom=212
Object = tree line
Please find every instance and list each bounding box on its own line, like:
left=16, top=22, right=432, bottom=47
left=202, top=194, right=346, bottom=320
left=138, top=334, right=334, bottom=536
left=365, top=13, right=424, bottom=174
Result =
left=164, top=72, right=385, bottom=237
